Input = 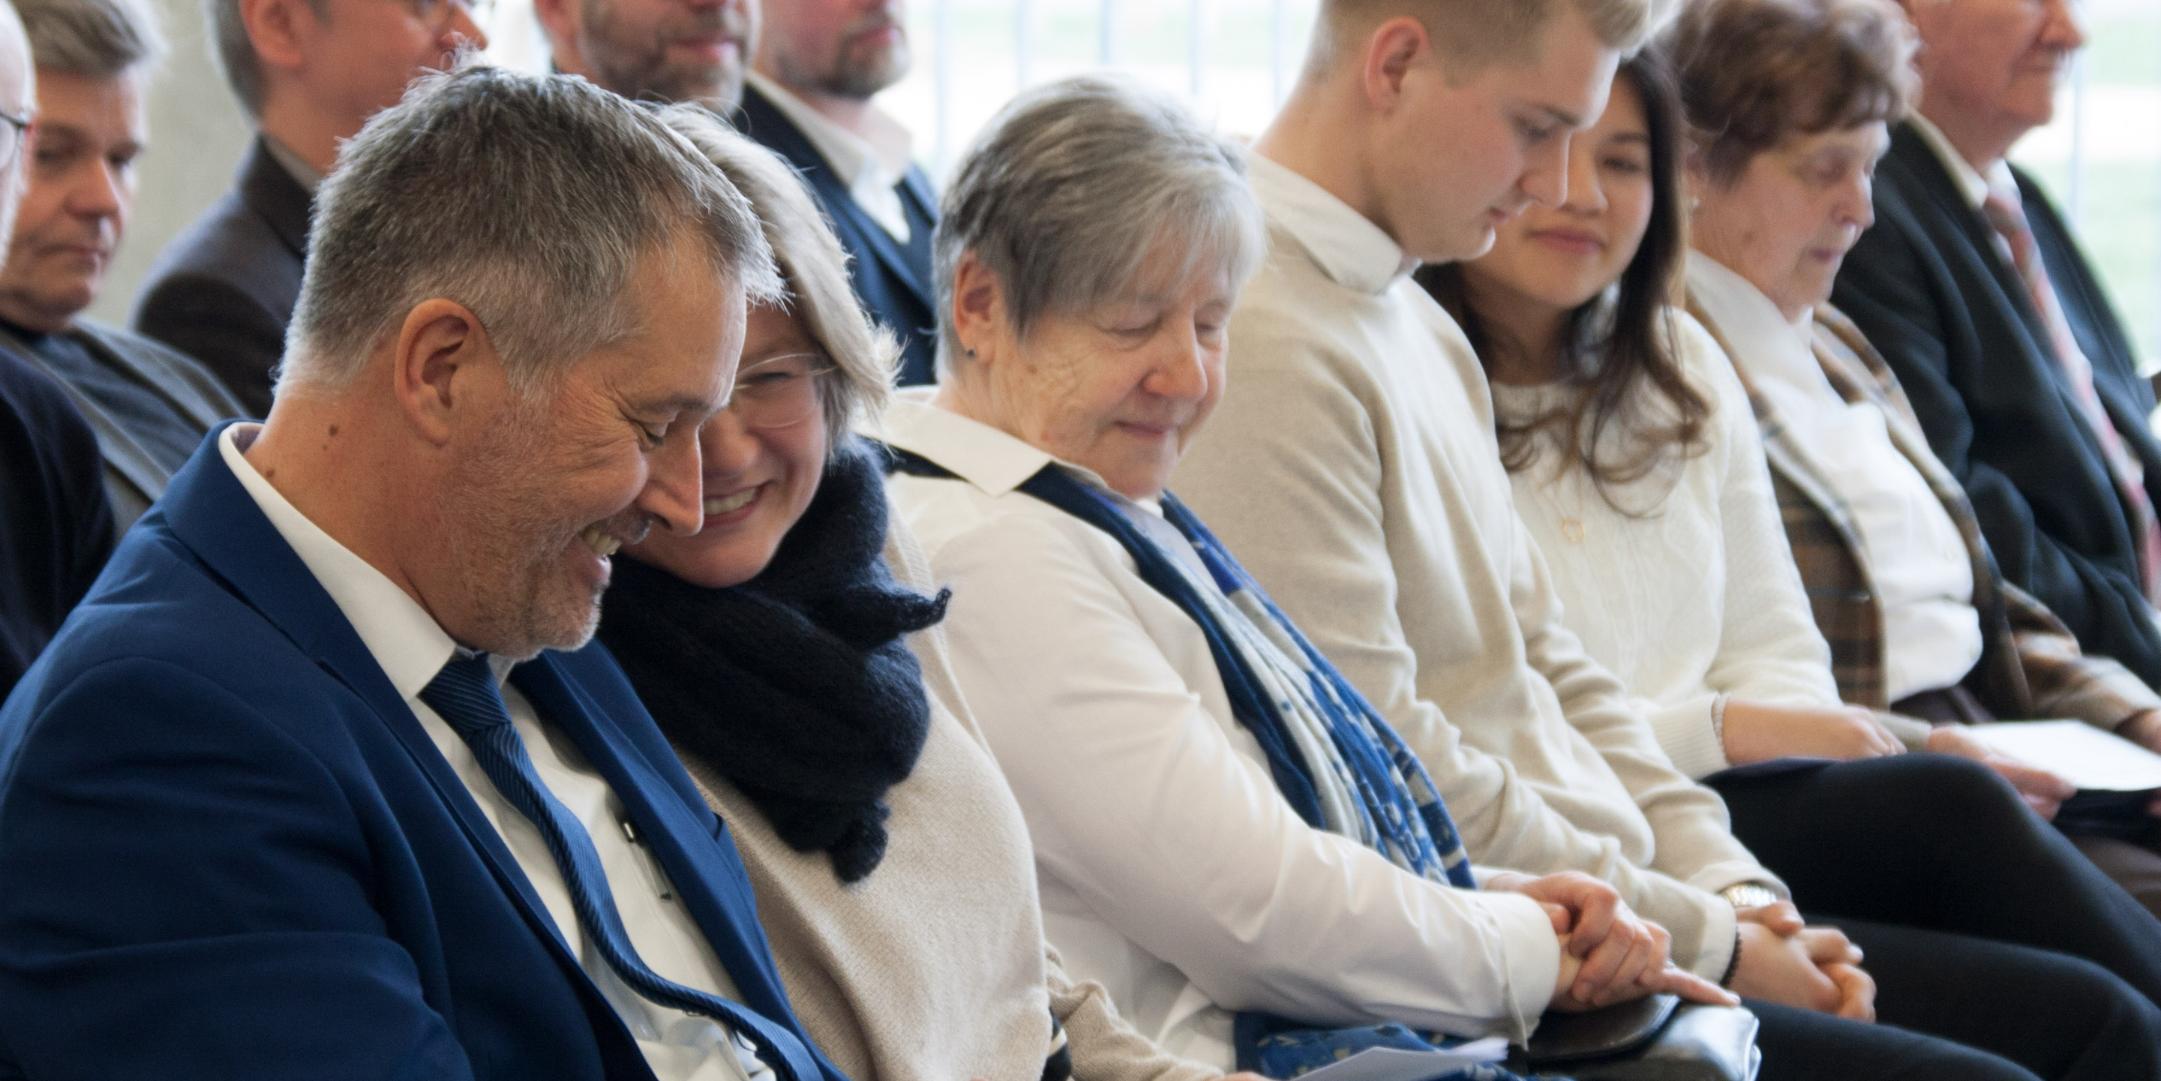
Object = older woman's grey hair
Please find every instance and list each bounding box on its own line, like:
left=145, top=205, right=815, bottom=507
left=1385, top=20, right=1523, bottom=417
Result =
left=933, top=74, right=1267, bottom=377
left=661, top=106, right=898, bottom=447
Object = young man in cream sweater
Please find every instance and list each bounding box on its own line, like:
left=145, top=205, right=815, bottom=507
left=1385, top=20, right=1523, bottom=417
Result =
left=1173, top=2, right=2155, bottom=1077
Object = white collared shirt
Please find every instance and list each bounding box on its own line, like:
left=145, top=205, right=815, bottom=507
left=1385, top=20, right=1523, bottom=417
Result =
left=1907, top=113, right=2016, bottom=214
left=218, top=425, right=770, bottom=1081
left=1687, top=254, right=1984, bottom=702
left=747, top=71, right=915, bottom=243
left=883, top=393, right=1560, bottom=1067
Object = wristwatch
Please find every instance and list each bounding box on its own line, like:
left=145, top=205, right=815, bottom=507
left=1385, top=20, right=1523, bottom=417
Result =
left=1720, top=882, right=1780, bottom=910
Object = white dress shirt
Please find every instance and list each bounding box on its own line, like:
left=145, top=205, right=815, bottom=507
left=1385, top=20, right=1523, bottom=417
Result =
left=1687, top=254, right=1985, bottom=703
left=219, top=424, right=768, bottom=1081
left=1908, top=113, right=2012, bottom=215
left=747, top=71, right=915, bottom=243
left=884, top=395, right=1560, bottom=1067
left=1493, top=311, right=1842, bottom=780
left=1171, top=156, right=1778, bottom=984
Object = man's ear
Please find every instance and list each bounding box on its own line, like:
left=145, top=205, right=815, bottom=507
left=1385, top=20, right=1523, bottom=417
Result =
left=1360, top=16, right=1430, bottom=113
left=240, top=0, right=317, bottom=76
left=947, top=250, right=1010, bottom=365
left=390, top=299, right=495, bottom=447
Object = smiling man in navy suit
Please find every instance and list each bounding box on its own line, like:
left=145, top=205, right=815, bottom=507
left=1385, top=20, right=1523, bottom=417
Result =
left=0, top=62, right=851, bottom=1081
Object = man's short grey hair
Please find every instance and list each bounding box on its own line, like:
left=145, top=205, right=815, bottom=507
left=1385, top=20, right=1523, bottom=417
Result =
left=204, top=0, right=284, bottom=116
left=934, top=74, right=1265, bottom=373
left=16, top=0, right=162, bottom=78
left=663, top=110, right=897, bottom=447
left=282, top=63, right=781, bottom=398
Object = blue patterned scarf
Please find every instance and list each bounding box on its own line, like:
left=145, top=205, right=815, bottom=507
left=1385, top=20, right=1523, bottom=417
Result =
left=886, top=447, right=1531, bottom=1080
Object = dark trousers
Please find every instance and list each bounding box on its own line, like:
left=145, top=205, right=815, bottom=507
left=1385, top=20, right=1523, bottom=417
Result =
left=1710, top=754, right=2161, bottom=1080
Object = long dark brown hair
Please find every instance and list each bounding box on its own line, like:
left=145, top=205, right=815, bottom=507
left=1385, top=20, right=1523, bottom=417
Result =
left=1417, top=49, right=1707, bottom=510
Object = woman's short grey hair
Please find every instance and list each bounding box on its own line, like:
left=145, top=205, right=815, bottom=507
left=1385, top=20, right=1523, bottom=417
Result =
left=933, top=74, right=1266, bottom=373
left=282, top=64, right=781, bottom=399
left=17, top=0, right=164, bottom=79
left=661, top=110, right=897, bottom=447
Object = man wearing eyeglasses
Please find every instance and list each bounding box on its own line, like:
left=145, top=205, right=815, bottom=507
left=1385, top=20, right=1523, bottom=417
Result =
left=0, top=0, right=116, bottom=701
left=125, top=0, right=487, bottom=417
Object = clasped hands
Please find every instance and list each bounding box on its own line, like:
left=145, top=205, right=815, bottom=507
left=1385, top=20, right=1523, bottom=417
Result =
left=1486, top=871, right=1737, bottom=1012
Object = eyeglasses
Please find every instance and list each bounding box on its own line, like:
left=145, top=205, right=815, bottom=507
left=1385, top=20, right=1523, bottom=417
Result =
left=0, top=106, right=33, bottom=172
left=728, top=352, right=835, bottom=429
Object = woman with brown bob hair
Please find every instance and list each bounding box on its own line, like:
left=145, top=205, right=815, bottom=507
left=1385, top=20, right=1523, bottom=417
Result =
left=1677, top=0, right=2161, bottom=922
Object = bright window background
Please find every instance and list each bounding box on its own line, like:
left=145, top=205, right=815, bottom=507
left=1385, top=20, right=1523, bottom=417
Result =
left=872, top=0, right=2161, bottom=364
left=101, top=0, right=2161, bottom=367
left=2013, top=0, right=2161, bottom=364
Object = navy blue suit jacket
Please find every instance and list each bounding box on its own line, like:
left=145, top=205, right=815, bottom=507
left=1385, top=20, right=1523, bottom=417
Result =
left=0, top=428, right=847, bottom=1081
left=1832, top=122, right=2161, bottom=690
left=736, top=85, right=940, bottom=386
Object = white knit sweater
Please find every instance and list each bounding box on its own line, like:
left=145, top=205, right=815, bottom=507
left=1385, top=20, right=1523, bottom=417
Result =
left=1488, top=311, right=1844, bottom=780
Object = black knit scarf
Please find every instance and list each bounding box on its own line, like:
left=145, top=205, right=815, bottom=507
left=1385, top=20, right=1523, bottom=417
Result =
left=599, top=438, right=949, bottom=883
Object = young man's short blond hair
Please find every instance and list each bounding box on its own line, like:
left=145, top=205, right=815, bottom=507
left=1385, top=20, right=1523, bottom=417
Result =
left=1304, top=0, right=1670, bottom=83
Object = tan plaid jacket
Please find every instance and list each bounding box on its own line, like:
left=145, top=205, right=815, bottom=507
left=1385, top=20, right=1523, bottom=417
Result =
left=1687, top=299, right=2159, bottom=729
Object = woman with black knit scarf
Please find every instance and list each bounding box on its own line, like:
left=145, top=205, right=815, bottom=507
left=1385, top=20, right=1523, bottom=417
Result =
left=595, top=115, right=1245, bottom=1081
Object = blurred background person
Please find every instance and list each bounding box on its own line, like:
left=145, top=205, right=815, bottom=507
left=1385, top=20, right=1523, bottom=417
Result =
left=0, top=0, right=112, bottom=700
left=740, top=0, right=938, bottom=386
left=0, top=0, right=245, bottom=532
left=1832, top=0, right=2161, bottom=707
left=534, top=0, right=753, bottom=111
left=128, top=0, right=485, bottom=414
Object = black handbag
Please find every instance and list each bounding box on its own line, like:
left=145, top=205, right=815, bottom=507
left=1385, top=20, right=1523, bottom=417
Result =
left=1503, top=996, right=1761, bottom=1081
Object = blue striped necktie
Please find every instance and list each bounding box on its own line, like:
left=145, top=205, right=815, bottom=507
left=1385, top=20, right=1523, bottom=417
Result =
left=422, top=652, right=819, bottom=1081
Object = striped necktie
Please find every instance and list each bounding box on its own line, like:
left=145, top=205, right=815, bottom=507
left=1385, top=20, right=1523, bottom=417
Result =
left=421, top=652, right=819, bottom=1081
left=1982, top=181, right=2161, bottom=605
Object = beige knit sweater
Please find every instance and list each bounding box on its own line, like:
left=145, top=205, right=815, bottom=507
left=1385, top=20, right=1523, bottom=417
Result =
left=1172, top=157, right=1778, bottom=982
left=678, top=499, right=1219, bottom=1081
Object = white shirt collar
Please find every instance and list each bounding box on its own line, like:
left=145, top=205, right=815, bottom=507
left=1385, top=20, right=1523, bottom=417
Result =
left=1908, top=113, right=2019, bottom=211
left=1248, top=154, right=1418, bottom=296
left=746, top=70, right=911, bottom=191
left=881, top=389, right=1120, bottom=498
left=218, top=424, right=510, bottom=695
left=1685, top=252, right=1820, bottom=389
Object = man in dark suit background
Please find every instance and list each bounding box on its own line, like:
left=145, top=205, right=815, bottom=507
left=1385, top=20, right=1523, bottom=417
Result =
left=1833, top=0, right=2161, bottom=719
left=741, top=0, right=936, bottom=385
left=1834, top=0, right=2161, bottom=904
left=125, top=0, right=486, bottom=415
left=0, top=0, right=113, bottom=698
left=0, top=0, right=247, bottom=531
left=536, top=0, right=939, bottom=386
left=0, top=63, right=851, bottom=1081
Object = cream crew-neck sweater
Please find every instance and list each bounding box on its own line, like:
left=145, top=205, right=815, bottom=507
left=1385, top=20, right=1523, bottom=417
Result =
left=1487, top=310, right=1843, bottom=781
left=1173, top=155, right=1780, bottom=981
